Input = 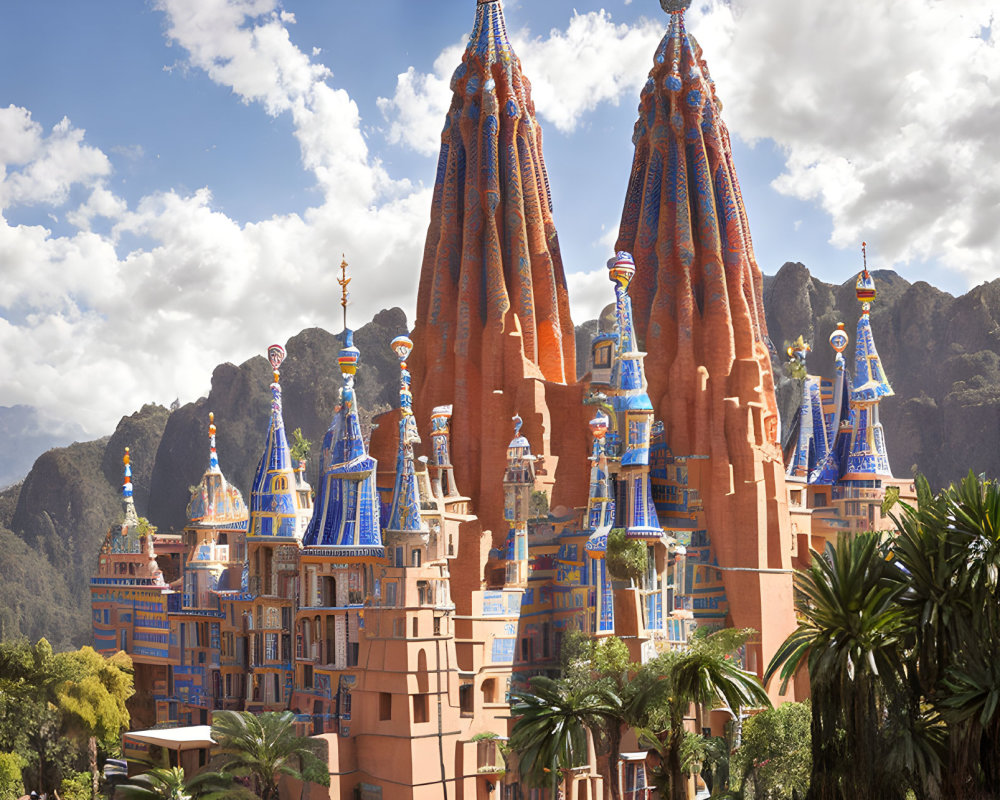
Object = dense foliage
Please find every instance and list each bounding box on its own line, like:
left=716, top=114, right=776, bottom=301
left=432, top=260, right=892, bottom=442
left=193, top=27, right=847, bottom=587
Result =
left=0, top=639, right=134, bottom=796
left=767, top=472, right=1000, bottom=800
left=511, top=629, right=771, bottom=800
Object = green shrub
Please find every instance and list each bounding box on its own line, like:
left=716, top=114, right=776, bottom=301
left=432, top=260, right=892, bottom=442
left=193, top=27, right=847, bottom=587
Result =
left=0, top=752, right=25, bottom=800
left=59, top=770, right=92, bottom=800
left=606, top=528, right=646, bottom=584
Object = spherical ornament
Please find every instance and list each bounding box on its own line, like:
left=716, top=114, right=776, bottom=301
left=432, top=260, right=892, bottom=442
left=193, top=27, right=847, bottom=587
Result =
left=660, top=0, right=692, bottom=12
left=829, top=323, right=849, bottom=354
left=391, top=335, right=413, bottom=362
left=589, top=412, right=609, bottom=440
left=267, top=344, right=286, bottom=371
left=608, top=251, right=636, bottom=288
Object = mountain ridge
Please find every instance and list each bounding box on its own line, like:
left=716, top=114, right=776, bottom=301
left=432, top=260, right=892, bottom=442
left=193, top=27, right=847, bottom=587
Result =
left=2, top=265, right=999, bottom=648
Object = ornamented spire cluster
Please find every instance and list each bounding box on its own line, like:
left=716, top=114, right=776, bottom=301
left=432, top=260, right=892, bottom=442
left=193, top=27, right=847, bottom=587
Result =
left=122, top=447, right=139, bottom=527
left=788, top=244, right=895, bottom=484
left=387, top=335, right=426, bottom=532
left=186, top=412, right=248, bottom=528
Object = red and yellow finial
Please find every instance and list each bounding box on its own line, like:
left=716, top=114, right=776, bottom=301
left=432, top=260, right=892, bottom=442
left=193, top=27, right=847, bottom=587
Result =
left=856, top=242, right=877, bottom=311
left=337, top=255, right=351, bottom=331
left=122, top=447, right=133, bottom=498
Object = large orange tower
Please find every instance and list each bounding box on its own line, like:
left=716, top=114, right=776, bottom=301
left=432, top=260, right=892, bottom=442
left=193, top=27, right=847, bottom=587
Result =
left=408, top=0, right=586, bottom=566
left=614, top=0, right=797, bottom=682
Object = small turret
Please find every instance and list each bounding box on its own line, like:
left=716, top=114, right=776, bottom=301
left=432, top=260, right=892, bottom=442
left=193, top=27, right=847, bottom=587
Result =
left=607, top=252, right=660, bottom=538
left=844, top=244, right=893, bottom=479
left=186, top=412, right=249, bottom=529
left=248, top=345, right=311, bottom=539
left=503, top=415, right=534, bottom=586
left=386, top=335, right=426, bottom=533
left=302, top=329, right=384, bottom=560
left=584, top=412, right=616, bottom=635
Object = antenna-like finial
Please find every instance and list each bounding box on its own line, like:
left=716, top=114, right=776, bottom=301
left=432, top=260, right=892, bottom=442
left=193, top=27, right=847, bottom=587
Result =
left=512, top=414, right=523, bottom=437
left=338, top=255, right=351, bottom=331
left=856, top=242, right=876, bottom=313
left=209, top=412, right=219, bottom=470
left=123, top=447, right=133, bottom=498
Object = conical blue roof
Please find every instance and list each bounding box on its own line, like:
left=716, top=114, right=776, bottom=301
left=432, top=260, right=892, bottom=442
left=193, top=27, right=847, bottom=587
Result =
left=303, top=330, right=384, bottom=559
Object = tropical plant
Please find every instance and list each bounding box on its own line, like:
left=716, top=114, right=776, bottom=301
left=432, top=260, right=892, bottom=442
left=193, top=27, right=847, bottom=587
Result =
left=509, top=676, right=619, bottom=799
left=661, top=634, right=772, bottom=800
left=116, top=766, right=248, bottom=800
left=210, top=710, right=329, bottom=800
left=765, top=532, right=911, bottom=800
left=891, top=471, right=1000, bottom=798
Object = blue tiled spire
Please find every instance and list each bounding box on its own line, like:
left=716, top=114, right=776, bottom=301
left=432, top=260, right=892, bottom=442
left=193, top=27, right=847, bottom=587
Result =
left=302, top=330, right=384, bottom=559
left=386, top=335, right=426, bottom=533
left=248, top=345, right=304, bottom=539
left=785, top=341, right=830, bottom=481
left=607, top=252, right=660, bottom=538
left=811, top=325, right=853, bottom=485
left=845, top=262, right=893, bottom=479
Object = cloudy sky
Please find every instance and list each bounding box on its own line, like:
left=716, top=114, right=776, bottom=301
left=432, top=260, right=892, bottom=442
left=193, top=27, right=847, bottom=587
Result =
left=0, top=0, right=996, bottom=475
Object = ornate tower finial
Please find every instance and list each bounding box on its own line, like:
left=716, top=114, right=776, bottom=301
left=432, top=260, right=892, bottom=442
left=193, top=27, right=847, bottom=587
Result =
left=856, top=243, right=877, bottom=315
left=208, top=412, right=219, bottom=471
left=512, top=414, right=523, bottom=438
left=121, top=447, right=139, bottom=526
left=123, top=447, right=133, bottom=499
left=337, top=255, right=350, bottom=332
left=829, top=323, right=849, bottom=356
left=387, top=334, right=425, bottom=532
left=660, top=0, right=692, bottom=13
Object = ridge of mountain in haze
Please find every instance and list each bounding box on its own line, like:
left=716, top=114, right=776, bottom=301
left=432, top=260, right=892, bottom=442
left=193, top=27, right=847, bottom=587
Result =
left=2, top=268, right=1000, bottom=648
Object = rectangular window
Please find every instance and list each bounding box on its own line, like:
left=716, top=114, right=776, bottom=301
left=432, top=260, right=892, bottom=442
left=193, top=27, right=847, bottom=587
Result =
left=413, top=694, right=428, bottom=724
left=265, top=633, right=278, bottom=661
left=433, top=616, right=441, bottom=636
left=385, top=581, right=397, bottom=607
left=394, top=547, right=404, bottom=568
left=459, top=683, right=473, bottom=717
left=379, top=692, right=392, bottom=721
left=411, top=548, right=422, bottom=568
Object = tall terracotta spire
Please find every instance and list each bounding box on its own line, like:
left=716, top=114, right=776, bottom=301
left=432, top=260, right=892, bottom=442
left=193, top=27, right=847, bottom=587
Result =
left=615, top=0, right=796, bottom=690
left=410, top=0, right=576, bottom=533
left=616, top=0, right=777, bottom=450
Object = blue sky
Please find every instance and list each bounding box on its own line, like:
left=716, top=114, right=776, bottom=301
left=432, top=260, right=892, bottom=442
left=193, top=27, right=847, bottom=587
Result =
left=0, top=0, right=996, bottom=474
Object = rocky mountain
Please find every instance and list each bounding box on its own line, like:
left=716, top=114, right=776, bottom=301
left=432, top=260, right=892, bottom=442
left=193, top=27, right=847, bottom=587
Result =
left=763, top=263, right=1000, bottom=489
left=2, top=267, right=999, bottom=648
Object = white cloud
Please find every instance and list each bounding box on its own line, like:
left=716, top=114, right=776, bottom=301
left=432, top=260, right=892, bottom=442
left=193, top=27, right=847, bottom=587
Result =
left=515, top=11, right=662, bottom=133
left=377, top=11, right=662, bottom=147
left=0, top=108, right=110, bottom=208
left=686, top=0, right=1000, bottom=282
left=0, top=0, right=431, bottom=438
left=377, top=44, right=464, bottom=157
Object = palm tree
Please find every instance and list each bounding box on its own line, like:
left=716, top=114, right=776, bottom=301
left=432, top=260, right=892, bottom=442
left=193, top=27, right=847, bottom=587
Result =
left=891, top=472, right=1000, bottom=798
left=210, top=710, right=329, bottom=800
left=116, top=766, right=248, bottom=800
left=765, top=531, right=910, bottom=800
left=509, top=676, right=619, bottom=799
left=660, top=636, right=771, bottom=800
